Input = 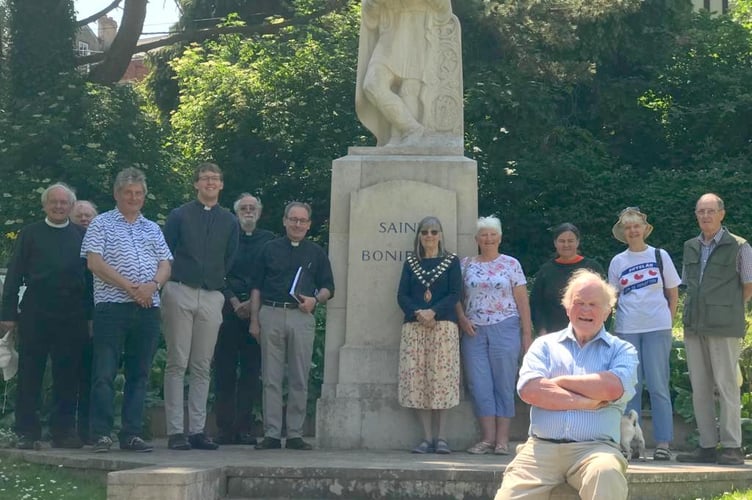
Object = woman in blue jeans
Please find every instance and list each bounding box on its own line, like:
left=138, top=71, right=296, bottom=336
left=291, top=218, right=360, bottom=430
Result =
left=608, top=207, right=680, bottom=461
left=457, top=216, right=532, bottom=455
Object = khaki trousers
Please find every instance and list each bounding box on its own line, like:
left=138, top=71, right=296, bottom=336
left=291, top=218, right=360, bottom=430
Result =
left=259, top=305, right=315, bottom=439
left=684, top=334, right=742, bottom=448
left=495, top=437, right=628, bottom=500
left=161, top=281, right=224, bottom=436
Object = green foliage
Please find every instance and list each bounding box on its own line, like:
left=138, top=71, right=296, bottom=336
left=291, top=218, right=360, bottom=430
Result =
left=166, top=2, right=365, bottom=236
left=461, top=0, right=752, bottom=275
left=0, top=82, right=188, bottom=254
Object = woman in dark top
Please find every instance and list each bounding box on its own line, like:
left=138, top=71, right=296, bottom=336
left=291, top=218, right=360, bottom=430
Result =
left=397, top=216, right=461, bottom=455
left=530, top=223, right=604, bottom=335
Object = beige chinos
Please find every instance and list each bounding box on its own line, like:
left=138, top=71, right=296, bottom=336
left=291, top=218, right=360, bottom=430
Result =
left=258, top=305, right=316, bottom=439
left=162, top=281, right=225, bottom=436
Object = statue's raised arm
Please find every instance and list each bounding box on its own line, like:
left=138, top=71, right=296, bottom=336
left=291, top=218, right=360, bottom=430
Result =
left=355, top=0, right=463, bottom=151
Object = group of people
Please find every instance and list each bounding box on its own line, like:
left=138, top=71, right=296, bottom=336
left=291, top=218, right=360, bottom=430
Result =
left=0, top=163, right=334, bottom=453
left=398, top=192, right=750, bottom=500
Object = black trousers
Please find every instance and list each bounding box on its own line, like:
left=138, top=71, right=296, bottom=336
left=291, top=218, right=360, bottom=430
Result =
left=15, top=310, right=88, bottom=440
left=76, top=337, right=93, bottom=441
left=213, top=311, right=261, bottom=434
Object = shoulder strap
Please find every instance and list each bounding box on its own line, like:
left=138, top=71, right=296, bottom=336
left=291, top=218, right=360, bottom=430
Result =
left=654, top=248, right=664, bottom=287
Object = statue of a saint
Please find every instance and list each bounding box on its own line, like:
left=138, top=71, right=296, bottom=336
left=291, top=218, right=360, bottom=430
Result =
left=355, top=0, right=463, bottom=149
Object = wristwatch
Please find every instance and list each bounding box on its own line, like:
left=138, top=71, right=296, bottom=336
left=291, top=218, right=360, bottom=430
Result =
left=152, top=279, right=162, bottom=291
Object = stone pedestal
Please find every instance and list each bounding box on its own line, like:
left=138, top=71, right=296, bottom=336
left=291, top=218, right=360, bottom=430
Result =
left=316, top=147, right=480, bottom=449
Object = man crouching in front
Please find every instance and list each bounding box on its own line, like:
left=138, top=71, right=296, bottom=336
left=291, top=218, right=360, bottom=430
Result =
left=495, top=269, right=638, bottom=500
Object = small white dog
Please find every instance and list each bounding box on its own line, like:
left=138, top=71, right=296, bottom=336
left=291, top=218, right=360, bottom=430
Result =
left=620, top=409, right=646, bottom=461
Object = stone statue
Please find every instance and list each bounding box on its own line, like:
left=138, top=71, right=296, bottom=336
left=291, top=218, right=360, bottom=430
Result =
left=355, top=0, right=463, bottom=149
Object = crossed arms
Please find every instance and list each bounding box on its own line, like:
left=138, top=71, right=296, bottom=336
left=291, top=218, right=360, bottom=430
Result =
left=519, top=372, right=625, bottom=411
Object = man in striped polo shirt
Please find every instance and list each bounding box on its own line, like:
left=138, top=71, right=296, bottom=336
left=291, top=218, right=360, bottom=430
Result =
left=82, top=167, right=172, bottom=453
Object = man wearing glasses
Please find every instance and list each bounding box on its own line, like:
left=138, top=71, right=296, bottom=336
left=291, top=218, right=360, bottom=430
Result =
left=162, top=163, right=239, bottom=451
left=677, top=193, right=752, bottom=465
left=213, top=194, right=274, bottom=445
left=250, top=201, right=334, bottom=450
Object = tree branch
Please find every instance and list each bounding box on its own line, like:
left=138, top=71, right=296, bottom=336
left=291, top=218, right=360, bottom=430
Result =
left=77, top=0, right=349, bottom=69
left=76, top=0, right=123, bottom=27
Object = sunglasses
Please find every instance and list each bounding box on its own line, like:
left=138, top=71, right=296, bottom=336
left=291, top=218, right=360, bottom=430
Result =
left=420, top=229, right=440, bottom=236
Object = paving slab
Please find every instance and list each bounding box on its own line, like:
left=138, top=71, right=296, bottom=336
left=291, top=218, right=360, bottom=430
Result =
left=1, top=440, right=751, bottom=499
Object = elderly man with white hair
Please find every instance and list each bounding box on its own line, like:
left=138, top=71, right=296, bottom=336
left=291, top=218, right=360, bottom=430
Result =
left=495, top=269, right=638, bottom=500
left=1, top=183, right=91, bottom=450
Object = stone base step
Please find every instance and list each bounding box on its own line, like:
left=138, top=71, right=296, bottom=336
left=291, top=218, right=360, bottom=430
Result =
left=2, top=444, right=750, bottom=500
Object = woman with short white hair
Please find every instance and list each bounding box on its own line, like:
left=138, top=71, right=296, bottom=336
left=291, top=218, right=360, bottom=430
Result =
left=458, top=216, right=532, bottom=455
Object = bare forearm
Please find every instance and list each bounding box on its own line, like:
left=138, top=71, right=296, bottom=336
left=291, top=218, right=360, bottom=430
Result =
left=315, top=288, right=331, bottom=304
left=87, top=253, right=133, bottom=291
left=520, top=378, right=605, bottom=411
left=744, top=283, right=752, bottom=303
left=551, top=372, right=624, bottom=401
left=153, top=260, right=171, bottom=286
left=666, top=287, right=679, bottom=320
left=513, top=286, right=533, bottom=337
left=250, top=289, right=261, bottom=322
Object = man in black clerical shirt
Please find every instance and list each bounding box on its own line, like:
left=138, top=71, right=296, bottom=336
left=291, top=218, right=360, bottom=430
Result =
left=213, top=193, right=274, bottom=445
left=162, top=162, right=239, bottom=451
left=250, top=201, right=334, bottom=450
left=0, top=183, right=91, bottom=450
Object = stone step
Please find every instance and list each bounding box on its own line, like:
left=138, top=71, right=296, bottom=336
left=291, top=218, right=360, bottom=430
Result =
left=2, top=443, right=750, bottom=500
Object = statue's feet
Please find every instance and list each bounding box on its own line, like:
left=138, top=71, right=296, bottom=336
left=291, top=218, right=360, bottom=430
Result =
left=384, top=126, right=425, bottom=147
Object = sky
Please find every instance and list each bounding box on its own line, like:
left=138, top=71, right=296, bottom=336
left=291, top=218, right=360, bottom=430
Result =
left=74, top=0, right=181, bottom=36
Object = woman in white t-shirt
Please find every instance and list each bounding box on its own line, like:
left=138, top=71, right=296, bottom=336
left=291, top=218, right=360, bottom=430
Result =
left=608, top=207, right=680, bottom=461
left=457, top=216, right=533, bottom=455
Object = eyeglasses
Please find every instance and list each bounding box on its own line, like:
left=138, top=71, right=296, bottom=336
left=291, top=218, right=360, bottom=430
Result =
left=286, top=217, right=310, bottom=225
left=237, top=205, right=258, bottom=212
left=420, top=229, right=440, bottom=236
left=695, top=208, right=719, bottom=216
left=198, top=175, right=222, bottom=182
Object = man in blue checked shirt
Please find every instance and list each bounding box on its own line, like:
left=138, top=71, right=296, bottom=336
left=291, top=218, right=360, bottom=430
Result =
left=82, top=167, right=172, bottom=454
left=495, top=269, right=638, bottom=500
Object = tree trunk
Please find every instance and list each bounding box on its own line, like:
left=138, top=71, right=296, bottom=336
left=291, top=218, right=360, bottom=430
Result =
left=87, top=0, right=146, bottom=84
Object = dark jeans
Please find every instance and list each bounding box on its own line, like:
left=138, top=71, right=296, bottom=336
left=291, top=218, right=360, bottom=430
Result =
left=76, top=337, right=93, bottom=441
left=89, top=302, right=160, bottom=440
left=14, top=310, right=88, bottom=440
left=213, top=312, right=261, bottom=434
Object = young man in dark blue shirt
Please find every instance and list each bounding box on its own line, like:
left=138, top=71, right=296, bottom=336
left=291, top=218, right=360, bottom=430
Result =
left=162, top=163, right=239, bottom=450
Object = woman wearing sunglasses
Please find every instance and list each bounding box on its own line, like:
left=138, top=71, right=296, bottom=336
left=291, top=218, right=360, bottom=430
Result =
left=608, top=207, right=681, bottom=461
left=457, top=216, right=533, bottom=455
left=397, top=216, right=462, bottom=454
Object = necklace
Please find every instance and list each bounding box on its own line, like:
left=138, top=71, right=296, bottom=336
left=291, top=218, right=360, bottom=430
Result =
left=407, top=254, right=455, bottom=302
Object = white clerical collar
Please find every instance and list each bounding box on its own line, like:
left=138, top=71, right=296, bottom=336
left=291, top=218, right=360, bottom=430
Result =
left=290, top=241, right=300, bottom=247
left=45, top=218, right=70, bottom=228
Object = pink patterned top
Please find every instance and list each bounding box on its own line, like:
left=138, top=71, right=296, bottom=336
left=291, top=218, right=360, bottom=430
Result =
left=461, top=254, right=527, bottom=326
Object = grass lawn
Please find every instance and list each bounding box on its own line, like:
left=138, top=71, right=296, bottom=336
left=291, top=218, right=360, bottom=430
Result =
left=716, top=493, right=752, bottom=500
left=0, top=455, right=106, bottom=500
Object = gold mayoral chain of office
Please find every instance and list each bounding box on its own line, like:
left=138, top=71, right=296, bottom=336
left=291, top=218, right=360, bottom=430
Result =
left=406, top=253, right=456, bottom=303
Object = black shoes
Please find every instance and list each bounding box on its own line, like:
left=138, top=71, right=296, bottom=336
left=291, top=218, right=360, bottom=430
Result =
left=188, top=432, right=219, bottom=450
left=215, top=431, right=257, bottom=446
left=255, top=437, right=282, bottom=450
left=16, top=435, right=41, bottom=450
left=717, top=447, right=745, bottom=465
left=120, top=436, right=153, bottom=452
left=93, top=436, right=113, bottom=453
left=168, top=433, right=191, bottom=450
left=676, top=447, right=717, bottom=464
left=238, top=432, right=257, bottom=446
left=51, top=435, right=84, bottom=449
left=285, top=437, right=313, bottom=450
